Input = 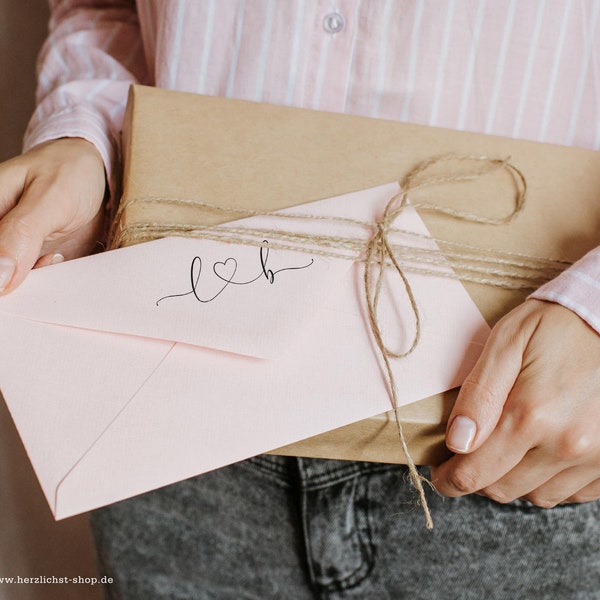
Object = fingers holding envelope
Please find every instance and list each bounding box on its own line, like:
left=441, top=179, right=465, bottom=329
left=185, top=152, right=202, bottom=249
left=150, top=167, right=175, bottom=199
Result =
left=431, top=299, right=600, bottom=508
left=0, top=137, right=107, bottom=293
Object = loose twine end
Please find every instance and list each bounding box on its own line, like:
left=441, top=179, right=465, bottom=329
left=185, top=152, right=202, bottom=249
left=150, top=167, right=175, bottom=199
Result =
left=362, top=155, right=529, bottom=529
left=111, top=154, right=569, bottom=529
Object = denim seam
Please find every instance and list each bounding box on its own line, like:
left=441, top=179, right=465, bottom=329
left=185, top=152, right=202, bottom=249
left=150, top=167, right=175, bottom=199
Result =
left=326, top=475, right=375, bottom=594
left=310, top=477, right=376, bottom=596
left=300, top=484, right=319, bottom=598
left=301, top=463, right=400, bottom=491
left=249, top=455, right=290, bottom=475
left=238, top=456, right=293, bottom=488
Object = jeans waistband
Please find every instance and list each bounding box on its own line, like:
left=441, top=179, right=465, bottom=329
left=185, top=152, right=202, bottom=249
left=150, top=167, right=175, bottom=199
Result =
left=247, top=454, right=404, bottom=489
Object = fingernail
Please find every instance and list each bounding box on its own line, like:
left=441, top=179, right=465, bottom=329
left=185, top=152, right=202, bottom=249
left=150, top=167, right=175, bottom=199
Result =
left=0, top=257, right=16, bottom=291
left=448, top=416, right=477, bottom=452
left=51, top=253, right=65, bottom=265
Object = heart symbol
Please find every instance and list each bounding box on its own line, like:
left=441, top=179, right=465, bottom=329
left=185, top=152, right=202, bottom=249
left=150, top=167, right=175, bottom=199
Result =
left=213, top=257, right=238, bottom=283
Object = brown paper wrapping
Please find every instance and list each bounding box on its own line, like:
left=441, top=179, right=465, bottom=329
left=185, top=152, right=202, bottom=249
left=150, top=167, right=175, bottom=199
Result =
left=113, top=84, right=600, bottom=465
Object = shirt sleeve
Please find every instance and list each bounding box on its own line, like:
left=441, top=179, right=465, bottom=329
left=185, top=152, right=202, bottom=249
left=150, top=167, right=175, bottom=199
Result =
left=529, top=248, right=600, bottom=334
left=23, top=0, right=149, bottom=195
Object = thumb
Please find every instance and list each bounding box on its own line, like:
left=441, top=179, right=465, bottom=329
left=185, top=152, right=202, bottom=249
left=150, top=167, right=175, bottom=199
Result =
left=0, top=187, right=61, bottom=293
left=446, top=320, right=524, bottom=454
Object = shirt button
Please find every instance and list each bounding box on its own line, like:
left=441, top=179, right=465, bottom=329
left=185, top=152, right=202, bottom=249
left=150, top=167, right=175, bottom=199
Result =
left=323, top=12, right=345, bottom=34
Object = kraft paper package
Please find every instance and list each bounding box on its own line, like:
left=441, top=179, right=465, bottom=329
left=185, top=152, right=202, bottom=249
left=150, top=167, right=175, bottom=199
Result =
left=111, top=84, right=600, bottom=466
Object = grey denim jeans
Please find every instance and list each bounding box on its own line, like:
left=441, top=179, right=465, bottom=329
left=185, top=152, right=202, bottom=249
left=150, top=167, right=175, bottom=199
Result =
left=91, top=456, right=600, bottom=599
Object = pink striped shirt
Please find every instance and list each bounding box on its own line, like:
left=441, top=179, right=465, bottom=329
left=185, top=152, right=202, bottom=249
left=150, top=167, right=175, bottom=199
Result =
left=24, top=0, right=600, bottom=331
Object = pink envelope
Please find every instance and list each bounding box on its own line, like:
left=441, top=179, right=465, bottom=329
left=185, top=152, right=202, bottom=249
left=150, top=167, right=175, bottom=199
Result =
left=0, top=183, right=489, bottom=519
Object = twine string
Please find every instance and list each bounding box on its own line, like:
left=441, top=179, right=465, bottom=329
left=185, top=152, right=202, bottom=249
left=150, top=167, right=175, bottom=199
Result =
left=110, top=155, right=569, bottom=530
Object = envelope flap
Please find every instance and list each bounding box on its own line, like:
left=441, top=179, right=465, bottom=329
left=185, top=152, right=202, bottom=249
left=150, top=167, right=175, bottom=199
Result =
left=0, top=236, right=347, bottom=361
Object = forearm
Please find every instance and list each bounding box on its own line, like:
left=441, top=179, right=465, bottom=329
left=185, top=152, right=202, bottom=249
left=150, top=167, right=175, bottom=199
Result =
left=24, top=0, right=148, bottom=195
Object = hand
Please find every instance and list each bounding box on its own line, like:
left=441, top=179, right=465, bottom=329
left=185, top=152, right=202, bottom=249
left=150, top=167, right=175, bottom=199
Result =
left=0, top=137, right=106, bottom=293
left=431, top=298, right=600, bottom=507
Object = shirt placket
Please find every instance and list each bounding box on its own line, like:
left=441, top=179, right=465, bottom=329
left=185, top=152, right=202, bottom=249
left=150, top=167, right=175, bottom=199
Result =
left=297, top=0, right=360, bottom=112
